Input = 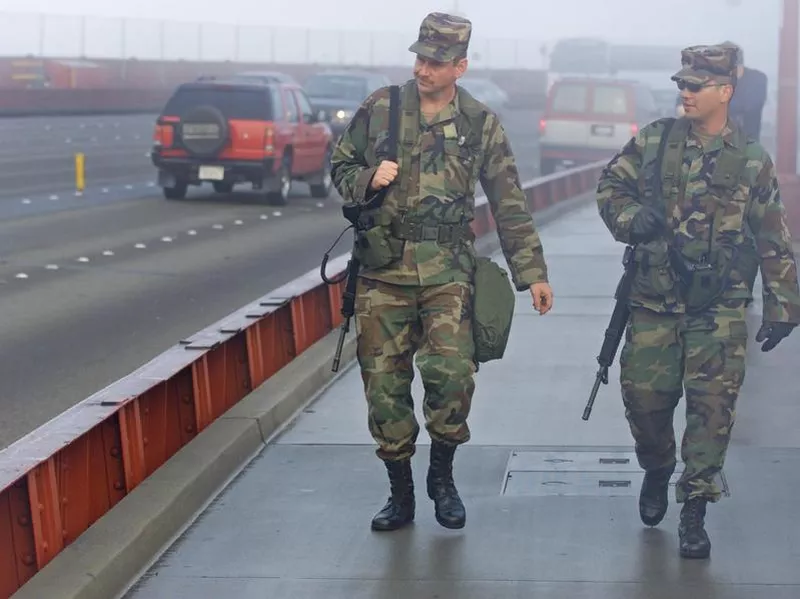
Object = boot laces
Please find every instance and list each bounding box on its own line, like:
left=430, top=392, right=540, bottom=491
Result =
left=682, top=499, right=706, bottom=529
left=429, top=446, right=458, bottom=496
left=386, top=461, right=412, bottom=498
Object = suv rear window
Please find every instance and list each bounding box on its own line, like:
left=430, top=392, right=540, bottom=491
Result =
left=592, top=85, right=629, bottom=115
left=164, top=87, right=273, bottom=120
left=551, top=83, right=588, bottom=113
left=304, top=75, right=368, bottom=102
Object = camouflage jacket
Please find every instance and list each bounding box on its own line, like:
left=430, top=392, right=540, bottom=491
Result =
left=597, top=117, right=800, bottom=324
left=330, top=80, right=548, bottom=290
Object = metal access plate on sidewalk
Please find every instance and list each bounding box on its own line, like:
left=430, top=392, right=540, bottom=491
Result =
left=501, top=450, right=729, bottom=497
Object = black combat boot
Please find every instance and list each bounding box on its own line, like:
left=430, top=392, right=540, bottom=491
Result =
left=371, top=459, right=415, bottom=531
left=639, top=465, right=673, bottom=526
left=678, top=498, right=711, bottom=559
left=427, top=441, right=466, bottom=529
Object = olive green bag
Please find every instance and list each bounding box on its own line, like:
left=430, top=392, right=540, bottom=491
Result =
left=472, top=256, right=516, bottom=363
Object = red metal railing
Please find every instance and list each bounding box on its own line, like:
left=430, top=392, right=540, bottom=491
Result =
left=0, top=161, right=606, bottom=598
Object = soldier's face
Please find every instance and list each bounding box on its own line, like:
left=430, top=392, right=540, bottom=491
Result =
left=414, top=55, right=467, bottom=96
left=678, top=79, right=733, bottom=120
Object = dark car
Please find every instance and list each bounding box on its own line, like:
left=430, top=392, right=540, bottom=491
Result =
left=151, top=79, right=333, bottom=205
left=229, top=70, right=299, bottom=85
left=303, top=70, right=392, bottom=137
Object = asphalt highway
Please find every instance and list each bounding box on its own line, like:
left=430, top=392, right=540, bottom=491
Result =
left=0, top=114, right=158, bottom=200
left=0, top=108, right=543, bottom=449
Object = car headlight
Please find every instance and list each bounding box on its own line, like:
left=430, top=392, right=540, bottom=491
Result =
left=334, top=109, right=353, bottom=122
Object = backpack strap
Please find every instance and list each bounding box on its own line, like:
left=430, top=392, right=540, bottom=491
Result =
left=362, top=85, right=400, bottom=213
left=661, top=117, right=690, bottom=216
left=386, top=84, right=400, bottom=162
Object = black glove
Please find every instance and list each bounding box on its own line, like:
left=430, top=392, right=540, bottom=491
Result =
left=629, top=205, right=666, bottom=244
left=755, top=321, right=796, bottom=352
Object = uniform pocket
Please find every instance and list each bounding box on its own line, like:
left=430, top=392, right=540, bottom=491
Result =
left=632, top=244, right=676, bottom=300
left=443, top=139, right=480, bottom=198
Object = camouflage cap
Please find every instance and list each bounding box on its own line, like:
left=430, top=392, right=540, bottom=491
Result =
left=671, top=44, right=739, bottom=85
left=720, top=40, right=744, bottom=66
left=408, top=12, right=471, bottom=62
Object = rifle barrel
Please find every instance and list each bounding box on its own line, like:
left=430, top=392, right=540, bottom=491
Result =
left=331, top=320, right=349, bottom=372
left=582, top=370, right=605, bottom=421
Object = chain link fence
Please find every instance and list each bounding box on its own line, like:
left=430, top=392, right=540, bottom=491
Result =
left=0, top=12, right=549, bottom=69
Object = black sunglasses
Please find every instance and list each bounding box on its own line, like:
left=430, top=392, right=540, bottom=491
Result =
left=676, top=79, right=718, bottom=93
left=676, top=80, right=705, bottom=92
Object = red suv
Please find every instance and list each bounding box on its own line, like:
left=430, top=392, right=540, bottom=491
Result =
left=151, top=79, right=334, bottom=204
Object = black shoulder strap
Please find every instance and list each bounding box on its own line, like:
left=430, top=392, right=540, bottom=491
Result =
left=386, top=85, right=400, bottom=162
left=661, top=117, right=690, bottom=203
left=652, top=118, right=675, bottom=197
left=360, top=86, right=400, bottom=211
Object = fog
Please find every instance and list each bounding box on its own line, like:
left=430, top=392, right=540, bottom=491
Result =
left=0, top=0, right=787, bottom=76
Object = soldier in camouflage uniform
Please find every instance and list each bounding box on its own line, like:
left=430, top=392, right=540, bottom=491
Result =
left=597, top=44, right=800, bottom=559
left=330, top=12, right=553, bottom=532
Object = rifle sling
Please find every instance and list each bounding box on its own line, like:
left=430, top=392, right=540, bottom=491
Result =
left=360, top=85, right=400, bottom=215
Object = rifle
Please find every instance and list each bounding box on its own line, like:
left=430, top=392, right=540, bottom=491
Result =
left=582, top=118, right=678, bottom=420
left=320, top=223, right=360, bottom=373
left=582, top=244, right=637, bottom=421
left=320, top=84, right=400, bottom=372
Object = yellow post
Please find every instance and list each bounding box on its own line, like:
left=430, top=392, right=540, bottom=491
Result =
left=75, top=153, right=85, bottom=193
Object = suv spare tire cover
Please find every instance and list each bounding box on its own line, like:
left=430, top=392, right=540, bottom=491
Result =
left=178, top=105, right=229, bottom=158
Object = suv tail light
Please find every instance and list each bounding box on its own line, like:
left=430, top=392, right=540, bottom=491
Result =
left=154, top=117, right=177, bottom=149
left=265, top=125, right=275, bottom=155
left=630, top=123, right=639, bottom=136
left=539, top=118, right=546, bottom=136
left=153, top=124, right=174, bottom=149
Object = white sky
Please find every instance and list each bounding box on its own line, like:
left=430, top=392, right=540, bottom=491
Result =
left=0, top=0, right=787, bottom=75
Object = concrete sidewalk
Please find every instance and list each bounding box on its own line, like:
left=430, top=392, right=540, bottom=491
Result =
left=124, top=202, right=800, bottom=599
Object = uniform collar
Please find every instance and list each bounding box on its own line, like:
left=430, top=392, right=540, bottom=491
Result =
left=687, top=119, right=743, bottom=152
left=415, top=84, right=460, bottom=127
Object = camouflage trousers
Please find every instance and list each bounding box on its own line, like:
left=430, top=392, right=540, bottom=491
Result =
left=619, top=299, right=748, bottom=503
left=354, top=276, right=476, bottom=462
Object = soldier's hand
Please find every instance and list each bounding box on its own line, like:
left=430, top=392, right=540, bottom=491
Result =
left=755, top=321, right=796, bottom=352
left=369, top=160, right=399, bottom=191
left=529, top=282, right=553, bottom=315
left=629, top=205, right=666, bottom=245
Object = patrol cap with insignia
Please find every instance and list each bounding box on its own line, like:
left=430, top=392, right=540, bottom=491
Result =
left=670, top=44, right=738, bottom=85
left=408, top=12, right=472, bottom=62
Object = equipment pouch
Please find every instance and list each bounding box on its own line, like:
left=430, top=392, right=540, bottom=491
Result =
left=632, top=242, right=676, bottom=299
left=674, top=245, right=738, bottom=314
left=353, top=225, right=403, bottom=270
left=472, top=256, right=515, bottom=363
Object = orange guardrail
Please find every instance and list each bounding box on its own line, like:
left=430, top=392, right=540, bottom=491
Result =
left=0, top=159, right=606, bottom=598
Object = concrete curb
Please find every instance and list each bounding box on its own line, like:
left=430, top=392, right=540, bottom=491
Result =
left=10, top=190, right=595, bottom=599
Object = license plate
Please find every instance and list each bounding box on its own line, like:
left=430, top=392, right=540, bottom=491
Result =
left=591, top=125, right=614, bottom=136
left=183, top=124, right=220, bottom=139
left=198, top=165, right=224, bottom=181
